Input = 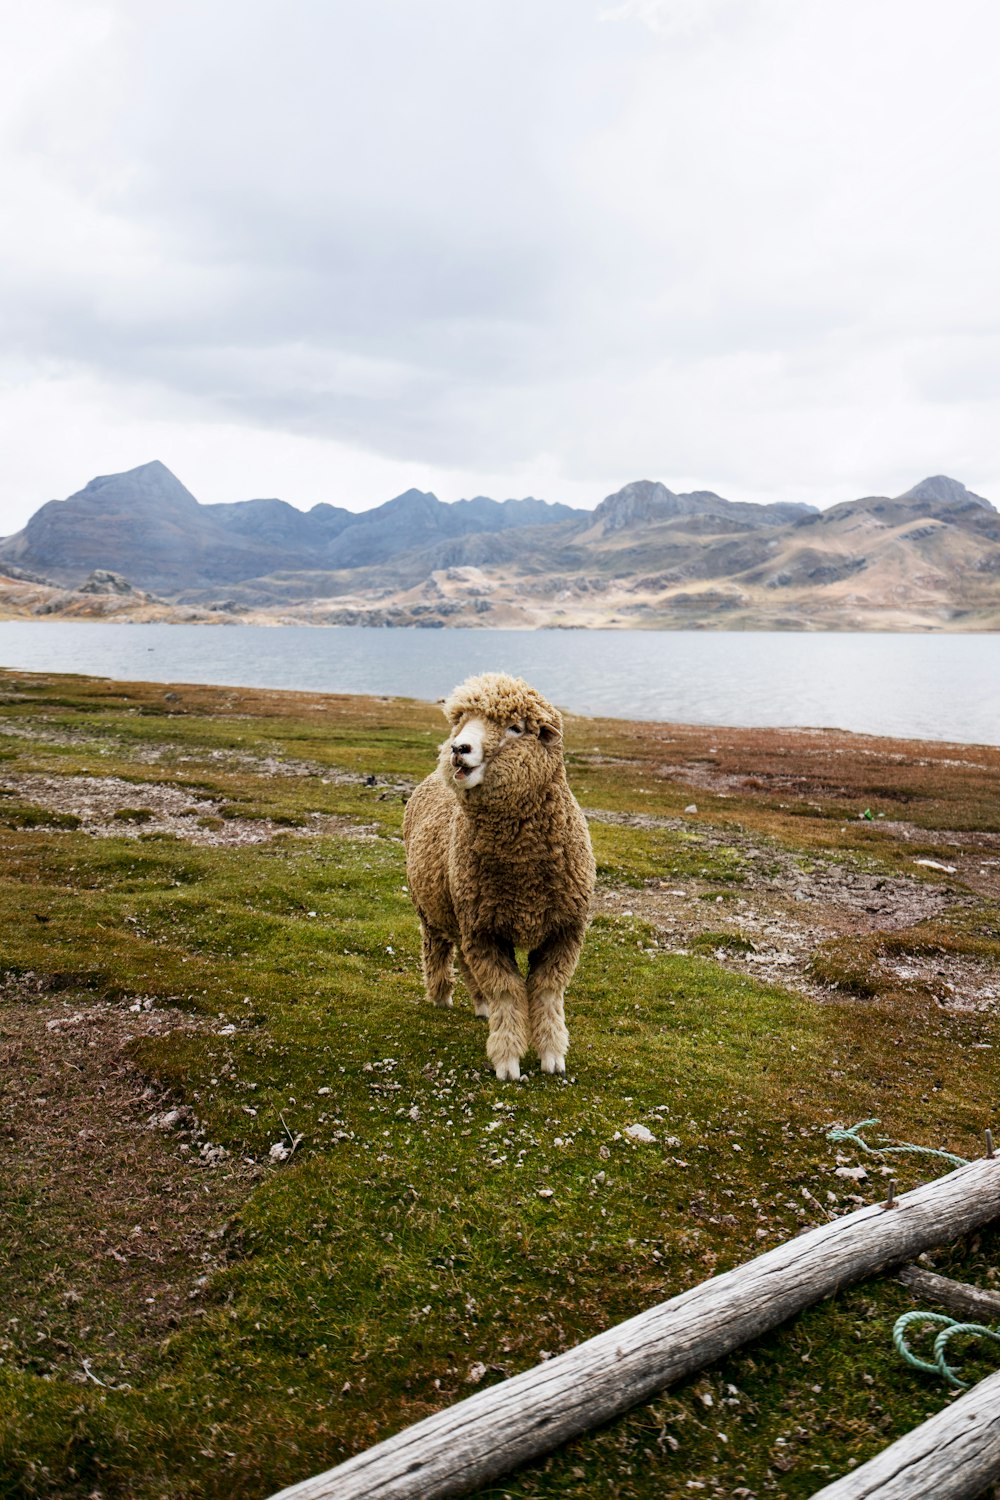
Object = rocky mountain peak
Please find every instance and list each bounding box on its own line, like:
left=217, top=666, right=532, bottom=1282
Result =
left=379, top=488, right=441, bottom=517
left=592, top=480, right=679, bottom=533
left=589, top=479, right=807, bottom=534
left=73, top=460, right=200, bottom=513
left=898, top=475, right=994, bottom=511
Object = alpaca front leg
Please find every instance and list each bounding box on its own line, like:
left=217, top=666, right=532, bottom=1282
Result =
left=486, top=990, right=530, bottom=1081
left=528, top=925, right=586, bottom=1075
left=420, top=921, right=455, bottom=1008
left=529, top=988, right=569, bottom=1075
left=462, top=934, right=529, bottom=1080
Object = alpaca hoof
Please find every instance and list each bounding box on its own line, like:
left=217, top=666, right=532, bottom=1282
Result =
left=434, top=994, right=454, bottom=1009
left=494, top=1056, right=521, bottom=1082
left=473, top=999, right=490, bottom=1020
left=540, top=1050, right=565, bottom=1075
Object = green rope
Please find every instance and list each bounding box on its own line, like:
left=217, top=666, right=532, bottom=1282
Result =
left=893, top=1309, right=1000, bottom=1389
left=826, top=1118, right=969, bottom=1169
left=828, top=1120, right=990, bottom=1384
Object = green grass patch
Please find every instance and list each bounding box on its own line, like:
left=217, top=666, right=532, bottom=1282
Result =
left=0, top=803, right=82, bottom=831
left=1, top=669, right=998, bottom=1499
left=589, top=822, right=748, bottom=888
left=690, top=930, right=757, bottom=955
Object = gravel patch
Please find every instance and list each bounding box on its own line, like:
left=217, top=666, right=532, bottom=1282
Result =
left=588, top=807, right=998, bottom=1008
left=1, top=771, right=379, bottom=846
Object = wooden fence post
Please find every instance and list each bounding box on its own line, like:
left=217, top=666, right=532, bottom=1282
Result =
left=267, top=1155, right=1000, bottom=1500
left=808, top=1365, right=1000, bottom=1498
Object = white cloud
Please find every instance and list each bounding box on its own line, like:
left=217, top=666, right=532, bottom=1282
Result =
left=598, top=0, right=750, bottom=41
left=0, top=0, right=998, bottom=532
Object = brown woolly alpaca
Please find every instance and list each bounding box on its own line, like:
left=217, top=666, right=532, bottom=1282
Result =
left=403, top=673, right=595, bottom=1080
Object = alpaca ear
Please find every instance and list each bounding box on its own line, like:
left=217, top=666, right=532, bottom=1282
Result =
left=539, top=722, right=561, bottom=745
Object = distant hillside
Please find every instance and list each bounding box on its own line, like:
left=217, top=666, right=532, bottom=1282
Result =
left=1, top=463, right=998, bottom=631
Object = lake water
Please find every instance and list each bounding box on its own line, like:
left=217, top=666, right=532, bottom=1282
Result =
left=0, top=621, right=997, bottom=745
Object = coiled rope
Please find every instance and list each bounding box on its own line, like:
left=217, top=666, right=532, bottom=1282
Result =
left=893, top=1310, right=1000, bottom=1389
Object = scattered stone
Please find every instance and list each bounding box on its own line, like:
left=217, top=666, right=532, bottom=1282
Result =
left=626, top=1123, right=656, bottom=1143
left=45, top=1012, right=85, bottom=1031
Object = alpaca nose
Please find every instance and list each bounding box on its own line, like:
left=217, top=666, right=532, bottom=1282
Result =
left=452, top=741, right=471, bottom=758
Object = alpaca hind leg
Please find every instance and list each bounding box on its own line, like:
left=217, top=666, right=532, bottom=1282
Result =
left=420, top=922, right=455, bottom=1008
left=456, top=952, right=489, bottom=1019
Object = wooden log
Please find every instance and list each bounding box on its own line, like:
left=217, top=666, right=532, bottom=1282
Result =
left=268, top=1156, right=1000, bottom=1500
left=808, top=1365, right=1000, bottom=1498
left=897, top=1263, right=1000, bottom=1324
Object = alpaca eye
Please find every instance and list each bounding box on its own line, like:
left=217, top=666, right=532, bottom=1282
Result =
left=506, top=724, right=523, bottom=736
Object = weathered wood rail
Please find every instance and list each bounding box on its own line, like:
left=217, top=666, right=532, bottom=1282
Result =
left=809, top=1364, right=1000, bottom=1498
left=897, top=1262, right=1000, bottom=1324
left=267, top=1154, right=1000, bottom=1500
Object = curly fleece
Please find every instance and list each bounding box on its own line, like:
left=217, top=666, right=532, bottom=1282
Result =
left=443, top=672, right=562, bottom=737
left=403, top=672, right=595, bottom=1081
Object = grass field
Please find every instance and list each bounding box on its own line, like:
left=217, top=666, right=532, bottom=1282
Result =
left=1, top=668, right=999, bottom=1499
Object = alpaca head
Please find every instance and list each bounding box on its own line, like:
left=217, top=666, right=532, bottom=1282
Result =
left=439, top=673, right=563, bottom=800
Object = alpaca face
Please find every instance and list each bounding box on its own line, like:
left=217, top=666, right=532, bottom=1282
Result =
left=447, top=715, right=490, bottom=788
left=443, top=712, right=559, bottom=797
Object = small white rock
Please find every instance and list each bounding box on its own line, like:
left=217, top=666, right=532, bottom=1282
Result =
left=835, top=1165, right=867, bottom=1181
left=626, top=1123, right=656, bottom=1143
left=269, top=1142, right=290, bottom=1162
left=685, top=804, right=698, bottom=814
left=466, top=1362, right=487, bottom=1385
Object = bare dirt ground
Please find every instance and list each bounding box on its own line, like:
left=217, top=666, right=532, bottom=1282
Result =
left=0, top=974, right=261, bottom=1390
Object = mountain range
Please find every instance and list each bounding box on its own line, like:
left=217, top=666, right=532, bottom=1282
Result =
left=1, top=461, right=999, bottom=630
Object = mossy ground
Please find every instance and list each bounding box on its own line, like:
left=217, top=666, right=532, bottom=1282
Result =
left=1, top=670, right=999, bottom=1499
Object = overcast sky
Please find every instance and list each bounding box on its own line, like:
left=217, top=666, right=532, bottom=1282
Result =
left=1, top=0, right=998, bottom=533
